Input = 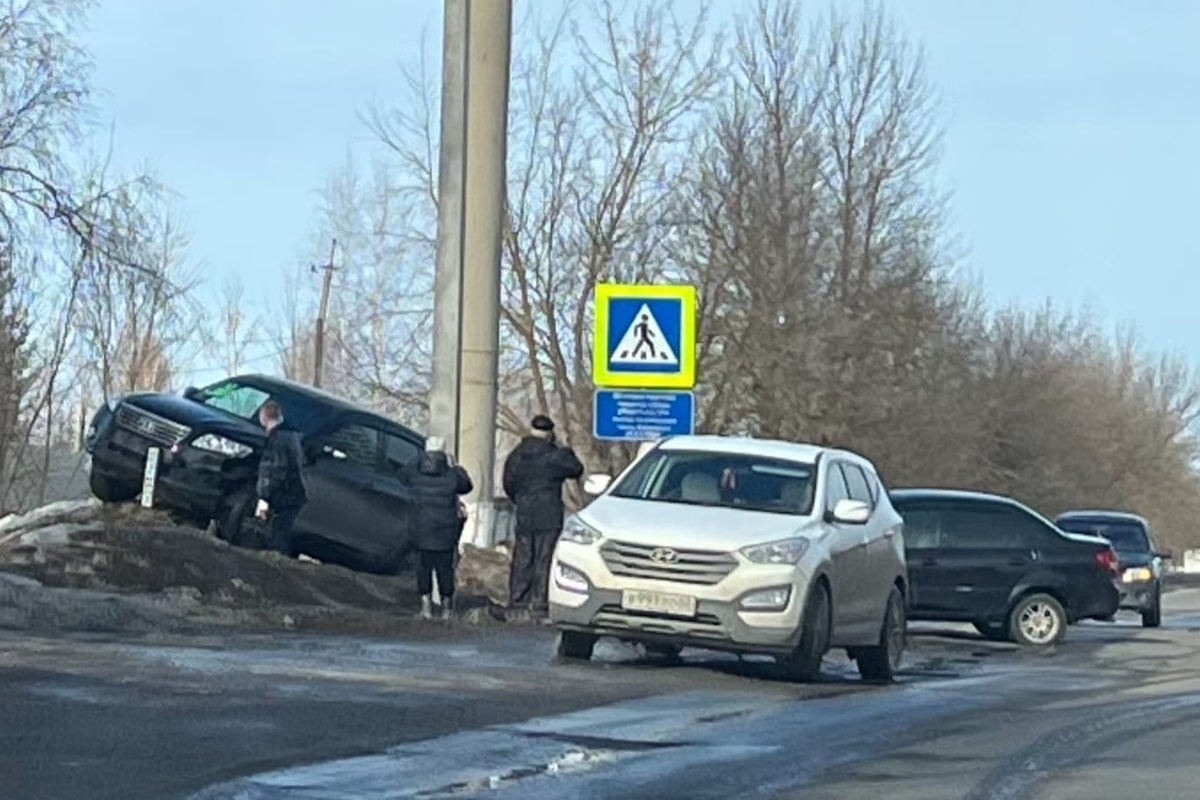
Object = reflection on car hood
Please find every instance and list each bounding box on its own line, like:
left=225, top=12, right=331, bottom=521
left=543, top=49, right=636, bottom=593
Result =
left=579, top=496, right=816, bottom=550
left=123, top=393, right=265, bottom=444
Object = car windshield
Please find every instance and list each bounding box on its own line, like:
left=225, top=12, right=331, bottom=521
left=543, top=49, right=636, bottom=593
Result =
left=1057, top=519, right=1149, bottom=553
left=608, top=449, right=816, bottom=515
left=194, top=380, right=271, bottom=421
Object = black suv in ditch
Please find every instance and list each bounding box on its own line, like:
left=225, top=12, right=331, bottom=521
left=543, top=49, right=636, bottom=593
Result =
left=890, top=489, right=1121, bottom=646
left=1055, top=510, right=1171, bottom=628
left=85, top=374, right=425, bottom=573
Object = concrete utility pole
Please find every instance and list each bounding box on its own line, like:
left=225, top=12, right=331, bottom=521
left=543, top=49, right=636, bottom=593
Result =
left=428, top=0, right=469, bottom=457
left=312, top=238, right=338, bottom=388
left=456, top=0, right=512, bottom=548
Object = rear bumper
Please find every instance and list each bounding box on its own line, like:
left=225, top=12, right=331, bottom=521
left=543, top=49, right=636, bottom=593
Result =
left=1074, top=581, right=1121, bottom=621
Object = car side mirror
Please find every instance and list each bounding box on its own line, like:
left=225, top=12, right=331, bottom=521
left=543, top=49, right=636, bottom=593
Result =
left=1156, top=548, right=1174, bottom=560
left=827, top=498, right=871, bottom=525
left=183, top=386, right=202, bottom=401
left=583, top=473, right=612, bottom=495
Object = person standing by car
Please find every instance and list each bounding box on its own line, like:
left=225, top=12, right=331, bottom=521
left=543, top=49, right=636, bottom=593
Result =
left=399, top=436, right=474, bottom=620
left=254, top=399, right=308, bottom=557
left=502, top=415, right=584, bottom=616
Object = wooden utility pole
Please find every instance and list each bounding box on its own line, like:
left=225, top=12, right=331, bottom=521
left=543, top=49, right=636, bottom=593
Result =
left=312, top=238, right=338, bottom=388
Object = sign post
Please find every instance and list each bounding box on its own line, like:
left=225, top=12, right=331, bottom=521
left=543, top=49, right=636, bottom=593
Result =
left=592, top=283, right=698, bottom=441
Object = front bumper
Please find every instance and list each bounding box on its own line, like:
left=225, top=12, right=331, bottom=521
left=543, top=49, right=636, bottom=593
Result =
left=90, top=428, right=251, bottom=519
left=547, top=541, right=813, bottom=657
left=1119, top=581, right=1158, bottom=611
left=550, top=587, right=805, bottom=656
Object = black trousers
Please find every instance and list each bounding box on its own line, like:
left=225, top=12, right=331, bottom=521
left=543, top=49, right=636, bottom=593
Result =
left=269, top=505, right=302, bottom=557
left=417, top=549, right=456, bottom=598
left=508, top=527, right=559, bottom=611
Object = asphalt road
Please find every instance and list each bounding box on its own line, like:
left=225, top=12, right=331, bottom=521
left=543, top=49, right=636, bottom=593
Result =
left=5, top=583, right=1200, bottom=800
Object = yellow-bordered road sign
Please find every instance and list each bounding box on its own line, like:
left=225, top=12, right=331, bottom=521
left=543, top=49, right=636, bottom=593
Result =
left=592, top=283, right=697, bottom=389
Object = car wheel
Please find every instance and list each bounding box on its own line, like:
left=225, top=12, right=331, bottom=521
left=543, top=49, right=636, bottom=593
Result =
left=555, top=630, right=597, bottom=662
left=1142, top=591, right=1162, bottom=628
left=644, top=643, right=683, bottom=663
left=973, top=620, right=1012, bottom=642
left=89, top=471, right=139, bottom=504
left=857, top=585, right=906, bottom=683
left=779, top=581, right=831, bottom=682
left=217, top=490, right=269, bottom=550
left=1008, top=593, right=1067, bottom=647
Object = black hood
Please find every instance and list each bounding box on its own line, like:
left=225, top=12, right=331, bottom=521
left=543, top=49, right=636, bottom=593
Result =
left=1116, top=551, right=1154, bottom=569
left=123, top=392, right=265, bottom=444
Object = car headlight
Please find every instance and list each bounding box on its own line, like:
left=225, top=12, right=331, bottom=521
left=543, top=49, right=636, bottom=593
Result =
left=191, top=433, right=253, bottom=458
left=1123, top=567, right=1154, bottom=583
left=554, top=561, right=590, bottom=594
left=740, top=538, right=811, bottom=565
left=560, top=515, right=602, bottom=545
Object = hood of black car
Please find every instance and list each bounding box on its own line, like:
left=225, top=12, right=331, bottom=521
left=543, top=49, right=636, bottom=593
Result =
left=123, top=392, right=265, bottom=444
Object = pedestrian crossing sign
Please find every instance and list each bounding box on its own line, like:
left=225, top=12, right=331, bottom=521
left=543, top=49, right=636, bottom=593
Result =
left=592, top=283, right=697, bottom=389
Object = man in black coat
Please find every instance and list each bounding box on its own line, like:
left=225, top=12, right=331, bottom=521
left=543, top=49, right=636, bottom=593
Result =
left=502, top=415, right=584, bottom=615
left=255, top=399, right=309, bottom=556
left=399, top=436, right=473, bottom=620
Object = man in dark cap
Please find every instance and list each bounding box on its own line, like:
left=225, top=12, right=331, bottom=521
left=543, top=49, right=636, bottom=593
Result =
left=502, top=414, right=584, bottom=615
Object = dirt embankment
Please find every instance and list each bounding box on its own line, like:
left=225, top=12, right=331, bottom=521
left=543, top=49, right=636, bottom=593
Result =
left=0, top=501, right=434, bottom=635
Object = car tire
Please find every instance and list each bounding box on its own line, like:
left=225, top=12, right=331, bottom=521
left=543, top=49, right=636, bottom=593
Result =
left=857, top=585, right=906, bottom=683
left=1008, top=593, right=1067, bottom=647
left=555, top=630, right=597, bottom=662
left=779, top=582, right=831, bottom=682
left=644, top=643, right=683, bottom=663
left=217, top=490, right=270, bottom=550
left=89, top=471, right=139, bottom=504
left=973, top=620, right=1012, bottom=642
left=1142, top=591, right=1162, bottom=628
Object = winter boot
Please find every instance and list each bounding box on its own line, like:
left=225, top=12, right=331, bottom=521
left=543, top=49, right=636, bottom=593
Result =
left=440, top=595, right=455, bottom=621
left=420, top=595, right=434, bottom=620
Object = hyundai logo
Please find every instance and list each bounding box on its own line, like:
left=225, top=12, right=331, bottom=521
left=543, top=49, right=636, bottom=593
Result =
left=650, top=547, right=679, bottom=564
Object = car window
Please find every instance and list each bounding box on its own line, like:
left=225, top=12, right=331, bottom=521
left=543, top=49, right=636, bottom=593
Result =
left=608, top=449, right=816, bottom=515
left=825, top=464, right=851, bottom=511
left=321, top=424, right=381, bottom=467
left=841, top=463, right=873, bottom=506
left=941, top=506, right=1035, bottom=550
left=900, top=509, right=943, bottom=549
left=197, top=380, right=271, bottom=421
left=383, top=433, right=422, bottom=468
left=1056, top=519, right=1149, bottom=553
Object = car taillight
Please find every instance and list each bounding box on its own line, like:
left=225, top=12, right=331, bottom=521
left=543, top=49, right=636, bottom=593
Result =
left=1095, top=547, right=1119, bottom=574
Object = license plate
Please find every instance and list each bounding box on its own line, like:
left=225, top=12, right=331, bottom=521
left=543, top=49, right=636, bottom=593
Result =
left=621, top=590, right=696, bottom=617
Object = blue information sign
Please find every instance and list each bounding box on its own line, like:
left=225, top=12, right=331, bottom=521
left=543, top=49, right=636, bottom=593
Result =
left=593, top=390, right=695, bottom=441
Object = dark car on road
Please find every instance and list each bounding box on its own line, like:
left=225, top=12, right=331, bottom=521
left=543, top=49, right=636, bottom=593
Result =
left=1054, top=510, right=1171, bottom=628
left=85, top=374, right=426, bottom=574
left=890, top=489, right=1121, bottom=646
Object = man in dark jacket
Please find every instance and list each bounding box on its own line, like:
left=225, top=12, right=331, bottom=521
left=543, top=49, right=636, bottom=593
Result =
left=255, top=399, right=309, bottom=556
left=399, top=436, right=473, bottom=620
left=502, top=415, right=584, bottom=614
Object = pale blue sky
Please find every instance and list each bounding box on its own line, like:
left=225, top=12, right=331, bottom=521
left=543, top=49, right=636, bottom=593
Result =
left=81, top=0, right=1200, bottom=380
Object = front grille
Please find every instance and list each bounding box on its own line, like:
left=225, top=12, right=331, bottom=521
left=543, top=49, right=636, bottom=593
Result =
left=600, top=540, right=738, bottom=586
left=115, top=404, right=191, bottom=448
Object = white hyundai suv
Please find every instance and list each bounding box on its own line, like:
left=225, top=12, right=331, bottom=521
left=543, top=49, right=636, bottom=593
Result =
left=548, top=435, right=908, bottom=682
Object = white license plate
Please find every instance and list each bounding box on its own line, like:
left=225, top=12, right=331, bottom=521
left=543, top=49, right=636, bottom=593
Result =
left=621, top=590, right=697, bottom=617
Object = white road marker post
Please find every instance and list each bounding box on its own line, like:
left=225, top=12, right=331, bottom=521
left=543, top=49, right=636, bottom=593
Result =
left=141, top=447, right=161, bottom=508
